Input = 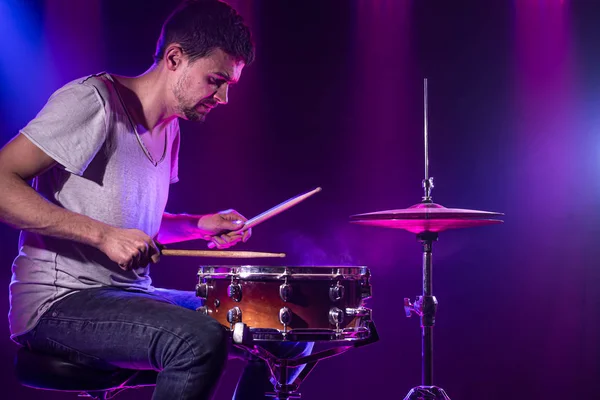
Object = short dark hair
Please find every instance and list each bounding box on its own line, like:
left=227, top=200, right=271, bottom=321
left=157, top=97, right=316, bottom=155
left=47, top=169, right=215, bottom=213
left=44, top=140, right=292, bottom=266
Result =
left=154, top=0, right=254, bottom=65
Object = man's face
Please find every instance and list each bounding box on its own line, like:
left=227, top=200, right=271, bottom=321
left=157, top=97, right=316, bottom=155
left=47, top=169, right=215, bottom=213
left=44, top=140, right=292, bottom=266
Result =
left=172, top=48, right=245, bottom=122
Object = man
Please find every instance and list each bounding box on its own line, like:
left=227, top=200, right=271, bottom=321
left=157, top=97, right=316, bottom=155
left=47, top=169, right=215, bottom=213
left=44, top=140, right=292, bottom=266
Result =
left=0, top=1, right=311, bottom=399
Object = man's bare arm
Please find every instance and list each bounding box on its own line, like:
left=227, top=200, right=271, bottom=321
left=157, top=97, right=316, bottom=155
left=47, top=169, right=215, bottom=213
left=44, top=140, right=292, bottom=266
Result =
left=157, top=211, right=251, bottom=248
left=0, top=133, right=158, bottom=268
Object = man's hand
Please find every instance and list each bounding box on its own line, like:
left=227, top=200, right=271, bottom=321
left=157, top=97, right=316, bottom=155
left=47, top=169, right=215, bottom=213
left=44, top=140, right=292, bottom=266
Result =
left=98, top=227, right=161, bottom=270
left=197, top=209, right=252, bottom=249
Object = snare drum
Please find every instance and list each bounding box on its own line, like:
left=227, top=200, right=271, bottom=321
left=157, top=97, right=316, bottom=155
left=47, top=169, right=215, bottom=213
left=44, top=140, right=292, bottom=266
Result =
left=196, top=265, right=373, bottom=342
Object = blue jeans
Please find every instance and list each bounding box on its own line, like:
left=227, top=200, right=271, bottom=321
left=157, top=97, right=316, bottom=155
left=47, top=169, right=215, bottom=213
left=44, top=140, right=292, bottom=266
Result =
left=14, top=287, right=314, bottom=399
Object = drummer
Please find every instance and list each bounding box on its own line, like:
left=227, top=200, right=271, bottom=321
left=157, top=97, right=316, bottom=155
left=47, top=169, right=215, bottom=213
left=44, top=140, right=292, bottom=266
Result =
left=0, top=1, right=311, bottom=399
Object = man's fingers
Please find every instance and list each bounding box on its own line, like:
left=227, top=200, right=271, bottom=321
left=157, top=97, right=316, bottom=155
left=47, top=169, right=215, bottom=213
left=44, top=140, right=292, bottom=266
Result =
left=210, top=235, right=226, bottom=249
left=120, top=254, right=134, bottom=271
left=220, top=209, right=247, bottom=221
left=149, top=240, right=162, bottom=264
left=241, top=228, right=252, bottom=243
left=222, top=233, right=242, bottom=242
left=220, top=219, right=244, bottom=232
left=136, top=242, right=151, bottom=268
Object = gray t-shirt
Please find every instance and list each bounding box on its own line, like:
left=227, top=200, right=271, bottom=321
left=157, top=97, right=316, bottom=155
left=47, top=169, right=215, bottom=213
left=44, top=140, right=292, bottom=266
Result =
left=8, top=73, right=180, bottom=340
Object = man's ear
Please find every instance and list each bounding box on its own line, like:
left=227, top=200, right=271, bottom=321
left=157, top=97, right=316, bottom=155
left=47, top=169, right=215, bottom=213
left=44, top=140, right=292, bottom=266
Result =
left=164, top=44, right=185, bottom=71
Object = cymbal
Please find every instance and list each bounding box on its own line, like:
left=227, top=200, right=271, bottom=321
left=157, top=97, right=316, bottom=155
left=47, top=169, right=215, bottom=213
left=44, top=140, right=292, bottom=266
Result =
left=349, top=202, right=503, bottom=233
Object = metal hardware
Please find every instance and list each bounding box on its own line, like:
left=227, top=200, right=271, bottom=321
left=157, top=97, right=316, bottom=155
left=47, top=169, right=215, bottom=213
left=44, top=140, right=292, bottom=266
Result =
left=279, top=280, right=293, bottom=302
left=196, top=306, right=210, bottom=315
left=329, top=281, right=345, bottom=302
left=360, top=275, right=372, bottom=299
left=328, top=307, right=344, bottom=327
left=195, top=282, right=209, bottom=299
left=345, top=307, right=372, bottom=319
left=228, top=282, right=242, bottom=302
left=279, top=307, right=292, bottom=330
left=227, top=306, right=242, bottom=325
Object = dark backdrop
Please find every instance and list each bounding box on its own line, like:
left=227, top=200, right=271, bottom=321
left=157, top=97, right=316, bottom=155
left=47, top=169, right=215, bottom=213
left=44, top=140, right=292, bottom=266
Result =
left=0, top=1, right=598, bottom=399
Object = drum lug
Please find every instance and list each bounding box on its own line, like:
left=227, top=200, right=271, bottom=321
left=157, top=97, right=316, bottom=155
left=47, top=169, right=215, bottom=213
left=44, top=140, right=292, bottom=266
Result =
left=279, top=282, right=293, bottom=302
left=196, top=282, right=209, bottom=299
left=227, top=306, right=243, bottom=325
left=328, top=307, right=345, bottom=327
left=227, top=282, right=243, bottom=302
left=279, top=307, right=292, bottom=331
left=329, top=281, right=345, bottom=302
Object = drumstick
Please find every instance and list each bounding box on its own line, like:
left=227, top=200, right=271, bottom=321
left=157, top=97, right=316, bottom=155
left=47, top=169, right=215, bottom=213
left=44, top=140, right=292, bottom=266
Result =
left=207, top=187, right=322, bottom=249
left=244, top=186, right=322, bottom=230
left=161, top=249, right=286, bottom=258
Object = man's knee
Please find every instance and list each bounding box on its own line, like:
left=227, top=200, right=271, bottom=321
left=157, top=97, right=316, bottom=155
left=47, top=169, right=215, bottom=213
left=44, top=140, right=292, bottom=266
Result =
left=188, top=317, right=228, bottom=361
left=161, top=316, right=228, bottom=370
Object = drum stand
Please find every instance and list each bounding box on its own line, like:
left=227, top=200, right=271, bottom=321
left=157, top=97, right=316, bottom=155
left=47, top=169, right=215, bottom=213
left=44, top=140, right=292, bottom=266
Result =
left=403, top=230, right=450, bottom=400
left=232, top=321, right=379, bottom=399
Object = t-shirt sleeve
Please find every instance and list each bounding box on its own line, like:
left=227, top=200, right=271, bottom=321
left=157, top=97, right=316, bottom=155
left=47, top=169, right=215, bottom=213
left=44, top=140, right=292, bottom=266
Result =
left=19, top=82, right=107, bottom=176
left=170, top=120, right=180, bottom=184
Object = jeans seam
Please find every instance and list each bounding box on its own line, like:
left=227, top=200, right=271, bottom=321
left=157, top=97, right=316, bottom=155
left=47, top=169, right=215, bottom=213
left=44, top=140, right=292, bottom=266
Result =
left=181, top=366, right=192, bottom=398
left=38, top=317, right=203, bottom=365
left=50, top=252, right=60, bottom=302
left=46, top=337, right=103, bottom=363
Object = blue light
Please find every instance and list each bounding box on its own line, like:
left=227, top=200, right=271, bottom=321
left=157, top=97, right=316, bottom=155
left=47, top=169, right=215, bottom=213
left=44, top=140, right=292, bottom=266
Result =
left=0, top=0, right=53, bottom=137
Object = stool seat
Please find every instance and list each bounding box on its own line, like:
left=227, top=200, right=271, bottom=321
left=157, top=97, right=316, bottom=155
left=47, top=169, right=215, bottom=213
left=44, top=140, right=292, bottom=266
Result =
left=15, top=347, right=157, bottom=393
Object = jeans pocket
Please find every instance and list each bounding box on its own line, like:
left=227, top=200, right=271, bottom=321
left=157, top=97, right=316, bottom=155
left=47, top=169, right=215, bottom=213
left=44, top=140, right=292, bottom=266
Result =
left=45, top=337, right=106, bottom=369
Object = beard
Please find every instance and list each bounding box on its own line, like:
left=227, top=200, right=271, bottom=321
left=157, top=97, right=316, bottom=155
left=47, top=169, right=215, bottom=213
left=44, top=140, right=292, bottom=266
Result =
left=173, top=72, right=205, bottom=122
left=181, top=105, right=204, bottom=122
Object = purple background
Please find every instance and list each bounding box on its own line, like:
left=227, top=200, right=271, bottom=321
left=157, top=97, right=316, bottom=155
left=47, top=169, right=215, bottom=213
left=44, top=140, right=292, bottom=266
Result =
left=1, top=1, right=599, bottom=399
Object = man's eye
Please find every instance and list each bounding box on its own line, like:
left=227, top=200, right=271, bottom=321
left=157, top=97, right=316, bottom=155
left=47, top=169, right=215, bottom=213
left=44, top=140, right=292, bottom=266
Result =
left=208, top=77, right=225, bottom=87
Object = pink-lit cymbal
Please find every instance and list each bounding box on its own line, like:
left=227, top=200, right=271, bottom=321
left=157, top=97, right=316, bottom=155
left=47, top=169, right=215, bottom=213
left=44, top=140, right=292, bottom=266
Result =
left=349, top=202, right=503, bottom=233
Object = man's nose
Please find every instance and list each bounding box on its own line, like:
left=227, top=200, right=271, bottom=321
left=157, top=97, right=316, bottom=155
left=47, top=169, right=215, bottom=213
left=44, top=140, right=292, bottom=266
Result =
left=214, top=84, right=229, bottom=105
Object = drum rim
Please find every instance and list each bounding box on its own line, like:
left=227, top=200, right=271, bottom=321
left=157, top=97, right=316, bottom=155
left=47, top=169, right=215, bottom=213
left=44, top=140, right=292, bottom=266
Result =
left=197, top=265, right=370, bottom=279
left=246, top=326, right=373, bottom=342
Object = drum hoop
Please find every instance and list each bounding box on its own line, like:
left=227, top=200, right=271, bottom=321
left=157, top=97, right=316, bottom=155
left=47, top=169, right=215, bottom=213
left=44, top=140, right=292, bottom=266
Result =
left=197, top=265, right=370, bottom=280
left=244, top=326, right=372, bottom=343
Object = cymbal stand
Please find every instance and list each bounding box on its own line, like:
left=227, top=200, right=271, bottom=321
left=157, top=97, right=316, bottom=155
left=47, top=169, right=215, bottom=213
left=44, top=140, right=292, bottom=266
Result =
left=402, top=78, right=451, bottom=400
left=403, top=231, right=450, bottom=400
